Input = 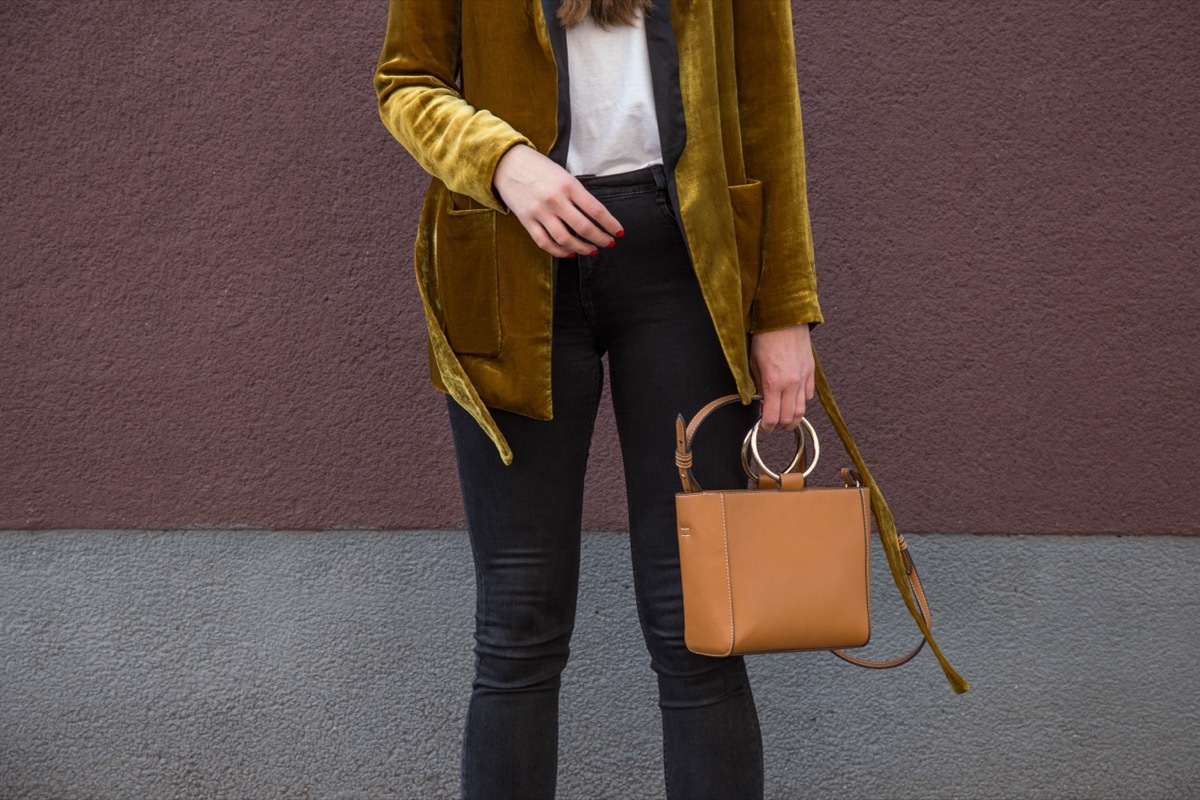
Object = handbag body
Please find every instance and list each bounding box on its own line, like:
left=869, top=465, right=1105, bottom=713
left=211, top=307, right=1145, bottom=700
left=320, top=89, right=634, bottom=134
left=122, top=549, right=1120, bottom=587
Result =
left=676, top=480, right=872, bottom=656
left=672, top=347, right=970, bottom=693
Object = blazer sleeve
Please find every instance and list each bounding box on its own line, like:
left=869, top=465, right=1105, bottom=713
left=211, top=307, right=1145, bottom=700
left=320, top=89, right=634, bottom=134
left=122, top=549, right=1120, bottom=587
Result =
left=732, top=0, right=825, bottom=331
left=374, top=0, right=534, bottom=211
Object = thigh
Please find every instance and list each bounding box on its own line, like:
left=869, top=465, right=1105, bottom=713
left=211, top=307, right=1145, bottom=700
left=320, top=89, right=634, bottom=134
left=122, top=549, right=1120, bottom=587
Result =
left=447, top=260, right=605, bottom=659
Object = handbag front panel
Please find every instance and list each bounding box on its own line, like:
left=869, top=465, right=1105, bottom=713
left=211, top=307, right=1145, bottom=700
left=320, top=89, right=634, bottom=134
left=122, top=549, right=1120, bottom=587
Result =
left=721, top=486, right=871, bottom=653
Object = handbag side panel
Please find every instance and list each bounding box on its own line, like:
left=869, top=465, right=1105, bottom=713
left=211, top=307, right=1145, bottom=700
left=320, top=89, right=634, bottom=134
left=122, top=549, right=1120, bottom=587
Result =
left=722, top=487, right=872, bottom=653
left=675, top=493, right=736, bottom=656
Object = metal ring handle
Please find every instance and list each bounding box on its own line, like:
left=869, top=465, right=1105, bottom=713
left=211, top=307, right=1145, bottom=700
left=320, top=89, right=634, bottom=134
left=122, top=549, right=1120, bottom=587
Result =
left=740, top=424, right=805, bottom=480
left=742, top=417, right=820, bottom=482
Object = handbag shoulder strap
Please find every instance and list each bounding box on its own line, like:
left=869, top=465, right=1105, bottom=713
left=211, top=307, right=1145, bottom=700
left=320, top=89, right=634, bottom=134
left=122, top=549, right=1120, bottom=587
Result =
left=831, top=521, right=927, bottom=669
left=672, top=344, right=969, bottom=694
left=812, top=345, right=968, bottom=692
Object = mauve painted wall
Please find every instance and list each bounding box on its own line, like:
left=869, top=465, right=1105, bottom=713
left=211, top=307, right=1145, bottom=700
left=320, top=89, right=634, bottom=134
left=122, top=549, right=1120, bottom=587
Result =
left=2, top=1, right=1197, bottom=534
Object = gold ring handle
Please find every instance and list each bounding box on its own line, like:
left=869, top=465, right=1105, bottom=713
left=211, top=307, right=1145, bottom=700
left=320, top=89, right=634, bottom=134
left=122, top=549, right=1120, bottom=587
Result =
left=741, top=417, right=819, bottom=482
left=740, top=424, right=804, bottom=480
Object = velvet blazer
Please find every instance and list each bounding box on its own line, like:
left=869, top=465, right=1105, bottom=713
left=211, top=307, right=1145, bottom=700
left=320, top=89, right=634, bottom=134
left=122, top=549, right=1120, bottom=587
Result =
left=376, top=0, right=824, bottom=464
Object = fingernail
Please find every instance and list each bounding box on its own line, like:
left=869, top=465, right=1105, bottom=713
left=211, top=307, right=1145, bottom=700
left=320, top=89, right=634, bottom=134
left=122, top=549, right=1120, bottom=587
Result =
left=606, top=240, right=616, bottom=248
left=566, top=253, right=577, bottom=259
left=589, top=249, right=599, bottom=256
left=616, top=229, right=625, bottom=237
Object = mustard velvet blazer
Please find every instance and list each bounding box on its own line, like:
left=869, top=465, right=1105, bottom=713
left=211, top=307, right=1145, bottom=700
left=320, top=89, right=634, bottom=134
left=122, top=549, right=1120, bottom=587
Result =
left=376, top=0, right=824, bottom=464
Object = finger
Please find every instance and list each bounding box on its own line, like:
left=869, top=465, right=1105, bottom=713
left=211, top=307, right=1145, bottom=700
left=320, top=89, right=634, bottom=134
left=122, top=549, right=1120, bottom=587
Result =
left=778, top=386, right=799, bottom=431
left=759, top=390, right=780, bottom=434
left=550, top=188, right=618, bottom=252
left=525, top=219, right=578, bottom=259
left=568, top=187, right=623, bottom=242
left=561, top=204, right=618, bottom=252
left=541, top=217, right=600, bottom=256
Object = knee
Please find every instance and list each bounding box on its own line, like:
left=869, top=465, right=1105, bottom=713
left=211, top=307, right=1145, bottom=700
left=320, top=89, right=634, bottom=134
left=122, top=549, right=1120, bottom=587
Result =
left=472, top=629, right=573, bottom=693
left=654, top=653, right=752, bottom=710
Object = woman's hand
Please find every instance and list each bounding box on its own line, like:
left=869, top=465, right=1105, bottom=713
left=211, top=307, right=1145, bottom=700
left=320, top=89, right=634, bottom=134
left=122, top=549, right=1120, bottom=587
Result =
left=493, top=144, right=623, bottom=258
left=749, top=324, right=815, bottom=433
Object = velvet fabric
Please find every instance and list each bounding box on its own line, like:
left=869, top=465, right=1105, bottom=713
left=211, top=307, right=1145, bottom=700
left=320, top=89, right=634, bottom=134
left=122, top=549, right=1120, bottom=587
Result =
left=376, top=0, right=823, bottom=464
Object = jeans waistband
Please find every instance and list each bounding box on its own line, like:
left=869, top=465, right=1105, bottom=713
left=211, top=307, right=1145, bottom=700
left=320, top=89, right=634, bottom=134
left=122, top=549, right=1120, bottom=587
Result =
left=576, top=163, right=666, bottom=192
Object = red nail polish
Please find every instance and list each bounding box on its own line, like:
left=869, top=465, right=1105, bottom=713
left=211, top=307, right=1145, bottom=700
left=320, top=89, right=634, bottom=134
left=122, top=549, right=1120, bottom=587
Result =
left=566, top=253, right=577, bottom=259
left=616, top=229, right=625, bottom=237
left=589, top=249, right=599, bottom=256
left=606, top=240, right=616, bottom=248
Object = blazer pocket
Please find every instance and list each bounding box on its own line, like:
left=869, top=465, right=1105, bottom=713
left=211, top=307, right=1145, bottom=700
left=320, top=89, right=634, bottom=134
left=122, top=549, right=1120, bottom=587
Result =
left=434, top=195, right=502, bottom=357
left=728, top=180, right=764, bottom=328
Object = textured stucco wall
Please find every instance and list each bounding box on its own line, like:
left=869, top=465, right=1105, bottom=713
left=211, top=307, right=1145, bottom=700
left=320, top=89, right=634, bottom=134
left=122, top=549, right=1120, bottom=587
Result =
left=2, top=2, right=1198, bottom=534
left=4, top=5, right=1198, bottom=798
left=1, top=530, right=1197, bottom=799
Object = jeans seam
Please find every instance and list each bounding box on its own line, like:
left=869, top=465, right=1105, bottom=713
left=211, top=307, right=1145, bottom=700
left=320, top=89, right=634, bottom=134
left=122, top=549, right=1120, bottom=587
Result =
left=576, top=255, right=601, bottom=337
left=588, top=186, right=657, bottom=202
left=656, top=192, right=678, bottom=224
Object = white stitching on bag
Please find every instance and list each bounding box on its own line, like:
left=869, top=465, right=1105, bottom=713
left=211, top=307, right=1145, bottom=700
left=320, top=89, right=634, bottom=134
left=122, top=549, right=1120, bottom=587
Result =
left=720, top=494, right=734, bottom=656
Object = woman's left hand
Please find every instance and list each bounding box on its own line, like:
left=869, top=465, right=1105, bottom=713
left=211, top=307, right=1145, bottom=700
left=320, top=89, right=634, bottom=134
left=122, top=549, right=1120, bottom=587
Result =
left=749, top=324, right=815, bottom=434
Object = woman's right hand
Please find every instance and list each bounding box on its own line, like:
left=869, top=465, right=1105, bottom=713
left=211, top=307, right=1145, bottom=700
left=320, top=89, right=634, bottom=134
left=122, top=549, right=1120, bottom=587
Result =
left=493, top=144, right=623, bottom=258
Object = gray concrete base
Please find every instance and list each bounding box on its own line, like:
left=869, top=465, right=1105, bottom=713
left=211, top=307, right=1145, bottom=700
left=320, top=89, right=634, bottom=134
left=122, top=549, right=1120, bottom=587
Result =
left=1, top=531, right=1197, bottom=799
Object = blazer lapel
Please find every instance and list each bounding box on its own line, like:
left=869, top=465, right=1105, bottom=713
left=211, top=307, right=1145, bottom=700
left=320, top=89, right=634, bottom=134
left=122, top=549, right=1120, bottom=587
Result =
left=532, top=0, right=554, bottom=61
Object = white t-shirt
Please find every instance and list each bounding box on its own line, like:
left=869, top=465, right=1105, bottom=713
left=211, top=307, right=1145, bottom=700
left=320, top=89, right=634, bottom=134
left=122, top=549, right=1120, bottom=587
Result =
left=564, top=10, right=664, bottom=177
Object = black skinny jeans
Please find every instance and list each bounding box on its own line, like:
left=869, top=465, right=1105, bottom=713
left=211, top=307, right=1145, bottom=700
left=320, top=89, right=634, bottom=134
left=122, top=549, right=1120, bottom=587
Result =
left=449, top=165, right=763, bottom=800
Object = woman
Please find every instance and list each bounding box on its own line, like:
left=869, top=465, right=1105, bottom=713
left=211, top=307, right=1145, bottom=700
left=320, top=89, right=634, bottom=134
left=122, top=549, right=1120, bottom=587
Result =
left=376, top=1, right=822, bottom=797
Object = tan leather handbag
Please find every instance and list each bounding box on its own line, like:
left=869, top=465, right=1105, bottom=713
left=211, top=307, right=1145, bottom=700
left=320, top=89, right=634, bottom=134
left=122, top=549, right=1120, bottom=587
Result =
left=673, top=349, right=969, bottom=693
